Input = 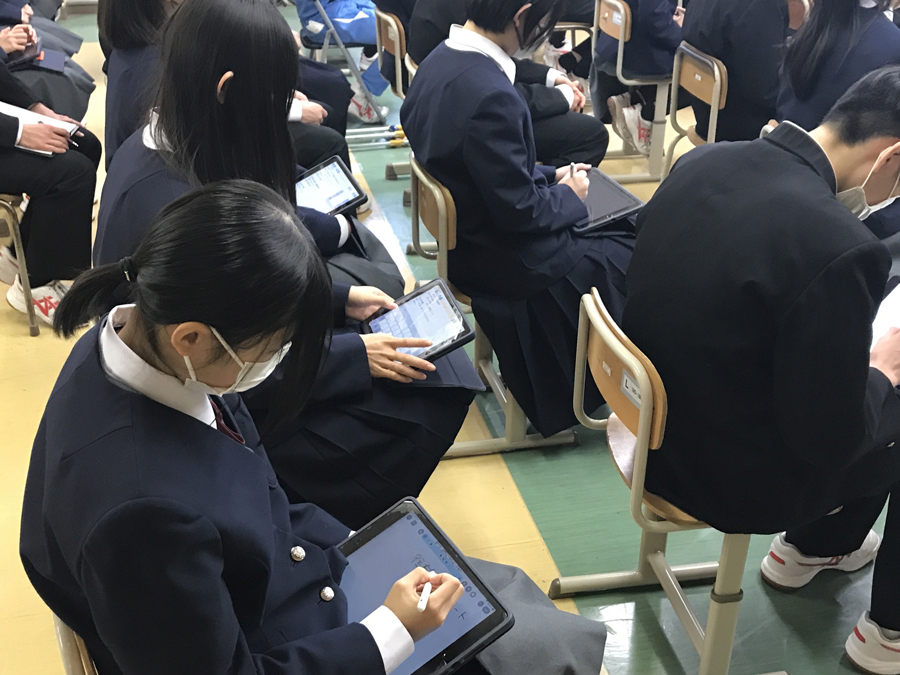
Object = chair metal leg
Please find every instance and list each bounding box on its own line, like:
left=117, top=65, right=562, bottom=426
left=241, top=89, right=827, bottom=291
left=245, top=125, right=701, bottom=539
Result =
left=1, top=201, right=39, bottom=336
left=607, top=82, right=670, bottom=185
left=549, top=524, right=719, bottom=598
left=698, top=533, right=751, bottom=675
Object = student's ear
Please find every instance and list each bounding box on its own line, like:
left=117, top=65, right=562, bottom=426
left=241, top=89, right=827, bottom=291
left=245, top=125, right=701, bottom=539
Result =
left=216, top=71, right=235, bottom=104
left=874, top=140, right=900, bottom=173
left=513, top=2, right=533, bottom=29
left=169, top=322, right=215, bottom=359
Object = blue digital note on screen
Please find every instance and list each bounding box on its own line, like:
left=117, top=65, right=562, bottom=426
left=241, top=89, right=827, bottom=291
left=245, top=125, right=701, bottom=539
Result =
left=340, top=514, right=495, bottom=675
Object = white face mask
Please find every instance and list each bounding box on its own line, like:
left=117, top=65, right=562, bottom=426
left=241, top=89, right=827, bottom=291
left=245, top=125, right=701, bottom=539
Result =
left=836, top=154, right=900, bottom=220
left=182, top=327, right=290, bottom=396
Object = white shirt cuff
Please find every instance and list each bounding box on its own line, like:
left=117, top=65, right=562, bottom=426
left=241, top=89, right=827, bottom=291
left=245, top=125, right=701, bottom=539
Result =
left=288, top=96, right=304, bottom=122
left=360, top=605, right=415, bottom=675
left=546, top=68, right=564, bottom=87
left=15, top=119, right=23, bottom=146
left=555, top=83, right=575, bottom=108
left=336, top=214, right=351, bottom=247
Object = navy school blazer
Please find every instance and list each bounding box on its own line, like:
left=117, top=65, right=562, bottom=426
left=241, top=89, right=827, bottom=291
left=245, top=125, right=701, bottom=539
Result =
left=400, top=45, right=591, bottom=300
left=593, top=0, right=682, bottom=77
left=104, top=46, right=160, bottom=169
left=93, top=131, right=344, bottom=266
left=19, top=324, right=385, bottom=675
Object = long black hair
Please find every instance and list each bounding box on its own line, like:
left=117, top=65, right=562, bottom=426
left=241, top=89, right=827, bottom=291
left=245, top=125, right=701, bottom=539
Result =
left=466, top=0, right=566, bottom=52
left=54, top=180, right=332, bottom=433
left=152, top=0, right=299, bottom=202
left=98, top=0, right=170, bottom=51
left=784, top=0, right=892, bottom=101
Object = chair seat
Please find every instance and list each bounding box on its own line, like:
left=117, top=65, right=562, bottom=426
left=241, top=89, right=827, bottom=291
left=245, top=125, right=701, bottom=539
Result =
left=687, top=125, right=707, bottom=147
left=300, top=33, right=370, bottom=50
left=450, top=281, right=472, bottom=308
left=606, top=413, right=704, bottom=527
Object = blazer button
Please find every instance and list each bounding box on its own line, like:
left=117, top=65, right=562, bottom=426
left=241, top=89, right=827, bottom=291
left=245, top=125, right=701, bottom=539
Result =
left=889, top=442, right=896, bottom=448
left=320, top=586, right=335, bottom=602
left=290, top=546, right=306, bottom=562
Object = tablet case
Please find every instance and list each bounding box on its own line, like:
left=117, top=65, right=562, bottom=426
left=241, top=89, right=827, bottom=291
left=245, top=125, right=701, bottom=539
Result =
left=295, top=155, right=367, bottom=215
left=574, top=168, right=644, bottom=235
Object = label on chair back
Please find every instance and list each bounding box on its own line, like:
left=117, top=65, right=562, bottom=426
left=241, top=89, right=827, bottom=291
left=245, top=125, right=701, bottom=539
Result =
left=612, top=11, right=623, bottom=25
left=621, top=370, right=642, bottom=409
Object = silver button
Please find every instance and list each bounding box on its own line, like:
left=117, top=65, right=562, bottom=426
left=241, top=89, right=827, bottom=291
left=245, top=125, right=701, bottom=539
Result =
left=889, top=442, right=895, bottom=448
left=320, top=586, right=335, bottom=602
left=290, top=546, right=306, bottom=562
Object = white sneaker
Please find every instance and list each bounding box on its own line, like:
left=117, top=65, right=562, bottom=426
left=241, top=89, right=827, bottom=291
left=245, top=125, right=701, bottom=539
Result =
left=622, top=103, right=652, bottom=156
left=543, top=39, right=571, bottom=70
left=348, top=92, right=387, bottom=124
left=760, top=531, right=880, bottom=590
left=0, top=245, right=19, bottom=285
left=846, top=612, right=900, bottom=675
left=607, top=94, right=631, bottom=140
left=6, top=275, right=68, bottom=325
left=359, top=52, right=378, bottom=72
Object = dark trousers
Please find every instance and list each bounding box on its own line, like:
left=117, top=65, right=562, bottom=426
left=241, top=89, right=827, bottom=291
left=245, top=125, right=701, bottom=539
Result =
left=0, top=128, right=100, bottom=287
left=785, top=486, right=900, bottom=631
left=289, top=101, right=351, bottom=168
left=296, top=56, right=354, bottom=136
left=533, top=110, right=609, bottom=166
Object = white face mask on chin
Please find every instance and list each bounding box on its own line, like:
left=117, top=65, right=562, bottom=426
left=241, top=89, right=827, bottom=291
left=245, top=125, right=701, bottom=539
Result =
left=836, top=155, right=900, bottom=220
left=182, top=327, right=290, bottom=396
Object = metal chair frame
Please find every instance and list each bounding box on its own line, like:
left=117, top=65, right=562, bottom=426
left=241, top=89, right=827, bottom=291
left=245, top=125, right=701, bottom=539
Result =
left=301, top=0, right=386, bottom=124
left=550, top=290, right=760, bottom=675
left=409, top=154, right=577, bottom=458
left=0, top=194, right=39, bottom=335
left=595, top=0, right=672, bottom=183
left=662, top=42, right=728, bottom=179
left=54, top=615, right=98, bottom=675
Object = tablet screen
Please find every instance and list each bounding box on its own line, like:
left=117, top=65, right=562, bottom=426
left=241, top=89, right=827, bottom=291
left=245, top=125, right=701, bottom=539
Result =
left=340, top=513, right=496, bottom=675
left=368, top=284, right=465, bottom=357
left=583, top=168, right=643, bottom=227
left=295, top=160, right=362, bottom=214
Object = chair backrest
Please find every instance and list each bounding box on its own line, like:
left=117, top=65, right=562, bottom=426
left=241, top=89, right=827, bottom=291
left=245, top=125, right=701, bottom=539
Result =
left=674, top=42, right=728, bottom=110
left=583, top=287, right=667, bottom=449
left=54, top=615, right=98, bottom=675
left=596, top=0, right=632, bottom=43
left=374, top=8, right=407, bottom=98
left=409, top=154, right=457, bottom=251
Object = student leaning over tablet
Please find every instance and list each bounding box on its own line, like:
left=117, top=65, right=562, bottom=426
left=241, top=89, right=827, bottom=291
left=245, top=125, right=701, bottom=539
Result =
left=19, top=180, right=465, bottom=675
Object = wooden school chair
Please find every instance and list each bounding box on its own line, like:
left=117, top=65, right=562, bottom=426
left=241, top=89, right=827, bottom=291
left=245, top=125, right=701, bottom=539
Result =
left=0, top=194, right=39, bottom=336
left=374, top=8, right=411, bottom=180
left=54, top=615, right=98, bottom=675
left=409, top=153, right=578, bottom=458
left=661, top=42, right=728, bottom=179
left=549, top=288, right=759, bottom=675
left=595, top=0, right=672, bottom=184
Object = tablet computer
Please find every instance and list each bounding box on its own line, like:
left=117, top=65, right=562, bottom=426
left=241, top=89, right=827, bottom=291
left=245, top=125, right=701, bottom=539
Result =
left=295, top=156, right=367, bottom=215
left=574, top=168, right=644, bottom=234
left=361, top=279, right=475, bottom=362
left=339, top=499, right=514, bottom=675
left=6, top=38, right=41, bottom=69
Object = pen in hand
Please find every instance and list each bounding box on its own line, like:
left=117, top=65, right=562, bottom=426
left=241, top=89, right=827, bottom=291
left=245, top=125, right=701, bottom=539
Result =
left=569, top=162, right=575, bottom=179
left=417, top=581, right=433, bottom=612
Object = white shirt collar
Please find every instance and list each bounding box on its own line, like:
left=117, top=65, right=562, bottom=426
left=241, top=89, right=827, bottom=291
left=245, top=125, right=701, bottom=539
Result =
left=100, top=305, right=216, bottom=427
left=858, top=0, right=893, bottom=18
left=445, top=24, right=516, bottom=84
left=142, top=110, right=169, bottom=151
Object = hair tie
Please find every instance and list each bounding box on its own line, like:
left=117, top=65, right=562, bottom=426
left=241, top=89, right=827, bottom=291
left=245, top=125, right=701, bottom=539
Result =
left=121, top=257, right=138, bottom=283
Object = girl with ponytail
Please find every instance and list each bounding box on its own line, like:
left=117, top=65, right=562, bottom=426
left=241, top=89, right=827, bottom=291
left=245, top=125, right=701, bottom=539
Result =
left=21, top=179, right=467, bottom=675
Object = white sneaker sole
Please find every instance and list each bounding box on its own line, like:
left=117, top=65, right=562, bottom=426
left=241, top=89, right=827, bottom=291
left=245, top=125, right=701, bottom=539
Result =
left=846, top=630, right=900, bottom=675
left=760, top=533, right=880, bottom=590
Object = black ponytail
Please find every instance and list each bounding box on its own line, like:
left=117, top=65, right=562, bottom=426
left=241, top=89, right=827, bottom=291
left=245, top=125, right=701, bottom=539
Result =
left=54, top=179, right=332, bottom=432
left=785, top=0, right=892, bottom=101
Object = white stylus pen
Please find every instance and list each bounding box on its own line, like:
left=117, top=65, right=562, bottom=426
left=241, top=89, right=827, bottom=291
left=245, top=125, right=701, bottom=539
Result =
left=417, top=582, right=433, bottom=613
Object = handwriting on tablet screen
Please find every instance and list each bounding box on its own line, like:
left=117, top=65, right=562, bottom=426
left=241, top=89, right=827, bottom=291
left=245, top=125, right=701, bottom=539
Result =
left=340, top=514, right=494, bottom=675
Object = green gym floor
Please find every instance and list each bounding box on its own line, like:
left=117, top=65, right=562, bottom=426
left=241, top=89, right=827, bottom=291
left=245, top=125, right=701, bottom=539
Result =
left=0, top=8, right=887, bottom=675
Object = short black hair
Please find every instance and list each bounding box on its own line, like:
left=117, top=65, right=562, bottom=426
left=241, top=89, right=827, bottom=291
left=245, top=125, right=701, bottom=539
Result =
left=823, top=66, right=900, bottom=145
left=465, top=0, right=567, bottom=51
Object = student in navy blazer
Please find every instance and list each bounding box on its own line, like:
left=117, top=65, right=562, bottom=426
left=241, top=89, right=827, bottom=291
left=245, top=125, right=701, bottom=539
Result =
left=97, top=0, right=477, bottom=529
left=99, top=0, right=352, bottom=170
left=401, top=0, right=635, bottom=437
left=21, top=181, right=469, bottom=675
left=777, top=0, right=900, bottom=239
